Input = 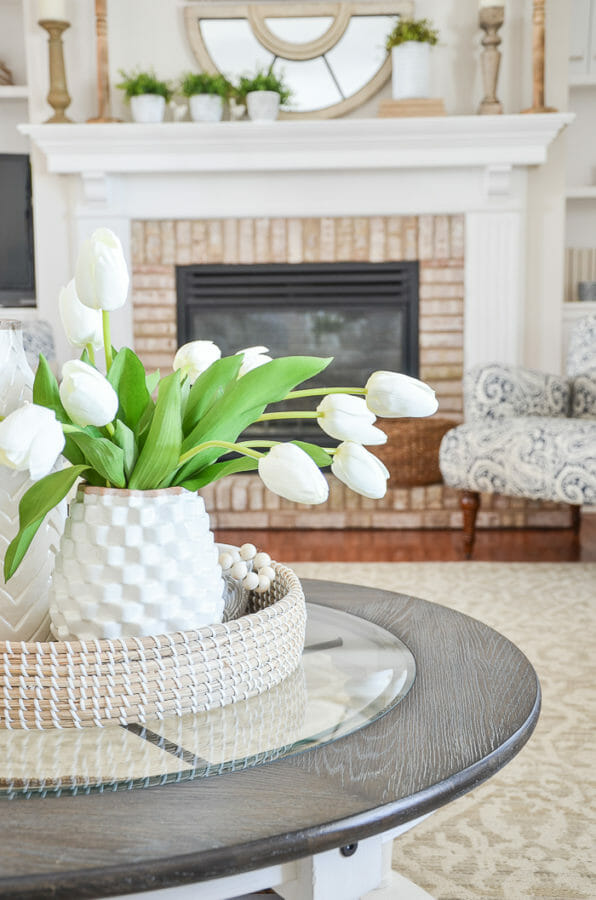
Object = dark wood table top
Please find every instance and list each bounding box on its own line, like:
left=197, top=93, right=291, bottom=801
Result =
left=0, top=579, right=540, bottom=899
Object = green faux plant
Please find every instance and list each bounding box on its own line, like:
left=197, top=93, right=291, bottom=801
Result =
left=235, top=70, right=292, bottom=106
left=179, top=72, right=232, bottom=98
left=116, top=69, right=174, bottom=102
left=385, top=18, right=439, bottom=50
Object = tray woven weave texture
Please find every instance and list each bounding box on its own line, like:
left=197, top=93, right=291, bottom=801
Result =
left=0, top=563, right=305, bottom=731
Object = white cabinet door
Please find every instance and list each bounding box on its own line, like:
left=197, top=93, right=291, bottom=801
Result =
left=570, top=0, right=591, bottom=75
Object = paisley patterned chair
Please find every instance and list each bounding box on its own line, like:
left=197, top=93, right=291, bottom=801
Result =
left=439, top=315, right=596, bottom=557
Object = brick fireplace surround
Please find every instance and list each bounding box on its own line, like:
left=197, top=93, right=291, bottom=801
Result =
left=130, top=214, right=570, bottom=531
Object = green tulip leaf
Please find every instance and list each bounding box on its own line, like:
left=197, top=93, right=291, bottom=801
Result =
left=179, top=455, right=259, bottom=491
left=175, top=356, right=332, bottom=483
left=182, top=355, right=243, bottom=435
left=291, top=441, right=333, bottom=468
left=33, top=354, right=68, bottom=422
left=128, top=370, right=182, bottom=489
left=113, top=420, right=137, bottom=481
left=107, top=348, right=151, bottom=431
left=145, top=370, right=160, bottom=394
left=3, top=464, right=89, bottom=582
left=67, top=431, right=126, bottom=488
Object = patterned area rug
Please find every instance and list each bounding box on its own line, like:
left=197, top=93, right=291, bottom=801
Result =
left=289, top=562, right=596, bottom=900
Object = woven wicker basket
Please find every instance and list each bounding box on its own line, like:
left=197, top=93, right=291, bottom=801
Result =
left=376, top=417, right=457, bottom=487
left=0, top=563, right=306, bottom=731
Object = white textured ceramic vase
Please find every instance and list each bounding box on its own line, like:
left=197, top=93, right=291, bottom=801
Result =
left=130, top=94, right=166, bottom=123
left=49, top=486, right=225, bottom=641
left=246, top=90, right=280, bottom=121
left=0, top=321, right=66, bottom=642
left=189, top=94, right=224, bottom=122
left=391, top=42, right=431, bottom=99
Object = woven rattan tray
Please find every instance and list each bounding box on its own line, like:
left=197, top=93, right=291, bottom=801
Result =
left=0, top=562, right=306, bottom=731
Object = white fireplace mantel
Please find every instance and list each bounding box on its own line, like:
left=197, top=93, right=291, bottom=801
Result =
left=21, top=114, right=572, bottom=176
left=21, top=113, right=572, bottom=371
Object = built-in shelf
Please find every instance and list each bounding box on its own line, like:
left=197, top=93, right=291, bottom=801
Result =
left=566, top=186, right=596, bottom=199
left=0, top=85, right=29, bottom=100
left=569, top=73, right=596, bottom=87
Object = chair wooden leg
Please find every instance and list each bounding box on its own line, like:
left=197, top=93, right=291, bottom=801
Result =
left=461, top=491, right=480, bottom=559
left=571, top=504, right=582, bottom=534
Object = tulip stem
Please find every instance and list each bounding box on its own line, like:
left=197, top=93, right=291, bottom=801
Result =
left=102, top=311, right=113, bottom=372
left=105, top=423, right=115, bottom=438
left=257, top=411, right=320, bottom=422
left=284, top=388, right=366, bottom=400
left=177, top=440, right=264, bottom=467
left=86, top=344, right=96, bottom=367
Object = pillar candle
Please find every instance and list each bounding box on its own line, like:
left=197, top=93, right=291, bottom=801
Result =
left=479, top=0, right=505, bottom=6
left=38, top=0, right=67, bottom=21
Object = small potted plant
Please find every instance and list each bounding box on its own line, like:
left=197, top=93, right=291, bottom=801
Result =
left=385, top=18, right=439, bottom=100
left=180, top=71, right=232, bottom=123
left=116, top=69, right=173, bottom=123
left=235, top=69, right=291, bottom=122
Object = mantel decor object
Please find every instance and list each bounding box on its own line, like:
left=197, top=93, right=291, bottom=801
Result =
left=88, top=0, right=119, bottom=122
left=478, top=3, right=504, bottom=115
left=39, top=18, right=72, bottom=123
left=522, top=0, right=557, bottom=113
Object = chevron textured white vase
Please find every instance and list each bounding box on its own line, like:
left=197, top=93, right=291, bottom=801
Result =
left=0, top=320, right=65, bottom=642
left=49, top=486, right=225, bottom=641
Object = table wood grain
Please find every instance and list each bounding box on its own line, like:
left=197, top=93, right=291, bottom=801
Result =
left=0, top=580, right=540, bottom=899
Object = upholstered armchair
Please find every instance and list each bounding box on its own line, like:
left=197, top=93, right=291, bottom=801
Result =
left=439, top=315, right=596, bottom=557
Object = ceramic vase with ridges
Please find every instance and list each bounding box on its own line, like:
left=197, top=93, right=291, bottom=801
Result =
left=391, top=42, right=431, bottom=99
left=0, top=320, right=66, bottom=642
left=49, top=486, right=225, bottom=641
left=246, top=91, right=280, bottom=121
left=190, top=94, right=224, bottom=122
left=130, top=94, right=166, bottom=123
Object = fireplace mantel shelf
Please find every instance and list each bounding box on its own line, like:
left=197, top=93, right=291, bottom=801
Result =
left=20, top=114, right=572, bottom=175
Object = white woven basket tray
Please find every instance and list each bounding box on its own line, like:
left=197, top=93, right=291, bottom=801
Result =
left=0, top=562, right=306, bottom=730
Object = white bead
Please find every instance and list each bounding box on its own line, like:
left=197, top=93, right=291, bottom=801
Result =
left=239, top=543, right=257, bottom=560
left=253, top=552, right=271, bottom=570
left=242, top=571, right=260, bottom=591
left=229, top=547, right=241, bottom=563
left=258, top=565, right=276, bottom=582
left=256, top=573, right=271, bottom=593
left=230, top=560, right=248, bottom=580
left=218, top=552, right=234, bottom=571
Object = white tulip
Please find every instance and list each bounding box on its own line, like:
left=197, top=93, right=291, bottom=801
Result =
left=366, top=371, right=438, bottom=418
left=331, top=441, right=389, bottom=499
left=317, top=394, right=387, bottom=445
left=59, top=279, right=103, bottom=349
left=60, top=360, right=119, bottom=427
left=173, top=340, right=221, bottom=381
left=75, top=227, right=129, bottom=311
left=236, top=345, right=273, bottom=377
left=0, top=403, right=65, bottom=480
left=258, top=443, right=329, bottom=505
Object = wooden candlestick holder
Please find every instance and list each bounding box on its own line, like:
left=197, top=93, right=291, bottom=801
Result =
left=39, top=19, right=72, bottom=124
left=522, top=0, right=557, bottom=113
left=87, top=0, right=119, bottom=122
left=478, top=5, right=504, bottom=115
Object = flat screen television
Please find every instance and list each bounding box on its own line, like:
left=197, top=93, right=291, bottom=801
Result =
left=0, top=154, right=35, bottom=306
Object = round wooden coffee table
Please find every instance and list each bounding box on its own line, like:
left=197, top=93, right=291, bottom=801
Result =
left=0, top=579, right=540, bottom=900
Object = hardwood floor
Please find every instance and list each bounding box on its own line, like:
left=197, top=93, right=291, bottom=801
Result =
left=216, top=513, right=596, bottom=563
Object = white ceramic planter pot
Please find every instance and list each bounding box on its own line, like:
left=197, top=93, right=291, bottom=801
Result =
left=391, top=42, right=431, bottom=99
left=189, top=93, right=224, bottom=122
left=49, top=486, right=225, bottom=641
left=130, top=94, right=166, bottom=123
left=246, top=90, right=280, bottom=122
left=0, top=320, right=66, bottom=642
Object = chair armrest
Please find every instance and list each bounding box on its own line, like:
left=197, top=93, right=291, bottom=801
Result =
left=464, top=363, right=570, bottom=422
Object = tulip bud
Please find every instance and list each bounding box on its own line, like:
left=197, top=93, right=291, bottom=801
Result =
left=0, top=403, right=65, bottom=480
left=236, top=346, right=273, bottom=377
left=331, top=441, right=389, bottom=499
left=317, top=394, right=387, bottom=445
left=75, top=228, right=129, bottom=311
left=173, top=340, right=221, bottom=382
left=59, top=279, right=103, bottom=349
left=60, top=360, right=119, bottom=428
left=366, top=371, right=438, bottom=418
left=258, top=443, right=329, bottom=505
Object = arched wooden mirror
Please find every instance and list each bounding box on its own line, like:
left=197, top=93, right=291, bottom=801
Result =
left=184, top=1, right=414, bottom=119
